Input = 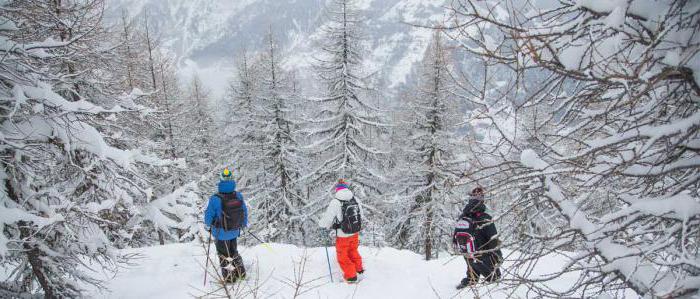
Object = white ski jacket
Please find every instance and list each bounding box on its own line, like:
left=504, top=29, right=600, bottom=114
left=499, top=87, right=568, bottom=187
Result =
left=318, top=188, right=362, bottom=238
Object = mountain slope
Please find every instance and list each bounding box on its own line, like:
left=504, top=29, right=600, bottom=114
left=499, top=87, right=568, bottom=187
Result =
left=106, top=0, right=450, bottom=98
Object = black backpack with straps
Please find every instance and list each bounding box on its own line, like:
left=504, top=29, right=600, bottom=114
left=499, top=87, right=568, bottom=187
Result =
left=339, top=197, right=362, bottom=234
left=214, top=192, right=245, bottom=230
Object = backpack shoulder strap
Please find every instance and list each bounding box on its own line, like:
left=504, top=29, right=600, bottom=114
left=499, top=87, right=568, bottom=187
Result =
left=343, top=197, right=357, bottom=208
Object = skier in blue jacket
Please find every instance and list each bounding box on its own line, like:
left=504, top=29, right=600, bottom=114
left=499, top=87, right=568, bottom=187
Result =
left=204, top=168, right=248, bottom=283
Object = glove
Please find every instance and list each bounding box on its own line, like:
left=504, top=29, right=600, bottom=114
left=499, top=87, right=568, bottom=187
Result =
left=331, top=222, right=341, bottom=230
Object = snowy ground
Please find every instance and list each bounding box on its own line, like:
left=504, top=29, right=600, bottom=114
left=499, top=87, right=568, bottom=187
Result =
left=84, top=241, right=624, bottom=299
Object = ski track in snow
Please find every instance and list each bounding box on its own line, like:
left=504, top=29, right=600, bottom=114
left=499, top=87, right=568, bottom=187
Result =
left=85, top=242, right=617, bottom=298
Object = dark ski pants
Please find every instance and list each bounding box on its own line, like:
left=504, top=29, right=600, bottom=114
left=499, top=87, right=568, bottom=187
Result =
left=464, top=250, right=502, bottom=284
left=215, top=238, right=246, bottom=282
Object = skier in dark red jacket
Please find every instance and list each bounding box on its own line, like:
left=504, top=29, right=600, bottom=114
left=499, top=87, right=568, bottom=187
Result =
left=456, top=187, right=502, bottom=289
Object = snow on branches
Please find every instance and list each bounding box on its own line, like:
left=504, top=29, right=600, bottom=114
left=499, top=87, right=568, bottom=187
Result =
left=448, top=0, right=700, bottom=297
left=387, top=31, right=467, bottom=260
left=305, top=0, right=388, bottom=194
left=0, top=1, right=190, bottom=296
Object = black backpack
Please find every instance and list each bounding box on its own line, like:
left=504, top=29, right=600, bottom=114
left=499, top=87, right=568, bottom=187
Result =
left=453, top=217, right=477, bottom=257
left=338, top=197, right=362, bottom=234
left=214, top=192, right=245, bottom=230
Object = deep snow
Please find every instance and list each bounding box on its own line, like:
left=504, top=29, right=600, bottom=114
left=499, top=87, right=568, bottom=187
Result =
left=85, top=240, right=618, bottom=298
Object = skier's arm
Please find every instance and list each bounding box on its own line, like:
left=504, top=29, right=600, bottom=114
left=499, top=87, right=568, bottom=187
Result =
left=318, top=199, right=340, bottom=229
left=204, top=196, right=218, bottom=229
left=482, top=222, right=500, bottom=248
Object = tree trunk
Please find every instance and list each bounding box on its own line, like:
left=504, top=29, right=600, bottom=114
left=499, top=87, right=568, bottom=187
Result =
left=7, top=172, right=54, bottom=298
left=19, top=223, right=53, bottom=298
left=144, top=13, right=157, bottom=90
left=424, top=209, right=433, bottom=260
left=26, top=246, right=53, bottom=299
left=158, top=230, right=165, bottom=245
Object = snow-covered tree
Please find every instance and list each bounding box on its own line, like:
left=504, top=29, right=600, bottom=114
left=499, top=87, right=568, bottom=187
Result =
left=221, top=50, right=265, bottom=195
left=388, top=31, right=466, bottom=260
left=110, top=11, right=196, bottom=246
left=306, top=0, right=388, bottom=220
left=0, top=0, right=174, bottom=296
left=244, top=31, right=309, bottom=243
left=448, top=0, right=700, bottom=297
left=114, top=9, right=151, bottom=93
left=153, top=55, right=184, bottom=163
left=143, top=54, right=200, bottom=245
left=182, top=75, right=216, bottom=176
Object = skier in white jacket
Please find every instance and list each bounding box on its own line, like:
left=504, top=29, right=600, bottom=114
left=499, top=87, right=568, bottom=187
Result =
left=319, top=179, right=364, bottom=283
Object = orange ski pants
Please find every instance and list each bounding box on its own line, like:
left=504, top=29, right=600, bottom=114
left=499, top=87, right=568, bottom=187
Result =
left=335, top=233, right=364, bottom=279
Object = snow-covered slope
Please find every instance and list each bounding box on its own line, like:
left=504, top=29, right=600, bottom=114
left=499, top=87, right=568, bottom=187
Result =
left=106, top=0, right=450, bottom=98
left=86, top=242, right=635, bottom=298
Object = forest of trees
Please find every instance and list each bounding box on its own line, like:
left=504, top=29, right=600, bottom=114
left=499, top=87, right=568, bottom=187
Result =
left=1, top=0, right=697, bottom=298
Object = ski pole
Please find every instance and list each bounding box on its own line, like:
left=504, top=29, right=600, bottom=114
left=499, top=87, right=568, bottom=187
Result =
left=324, top=245, right=334, bottom=283
left=323, top=230, right=334, bottom=283
left=203, top=227, right=213, bottom=286
left=245, top=229, right=275, bottom=252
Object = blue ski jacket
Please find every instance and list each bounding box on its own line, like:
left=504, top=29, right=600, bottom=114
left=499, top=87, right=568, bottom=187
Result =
left=204, top=180, right=248, bottom=240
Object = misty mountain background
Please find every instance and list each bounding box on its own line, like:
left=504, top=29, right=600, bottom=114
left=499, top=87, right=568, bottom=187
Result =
left=105, top=0, right=451, bottom=101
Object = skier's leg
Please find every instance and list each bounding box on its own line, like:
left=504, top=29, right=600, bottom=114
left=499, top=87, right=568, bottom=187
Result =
left=215, top=240, right=231, bottom=280
left=492, top=268, right=502, bottom=281
left=347, top=234, right=364, bottom=273
left=230, top=238, right=246, bottom=279
left=484, top=252, right=502, bottom=282
left=466, top=257, right=480, bottom=284
left=494, top=249, right=503, bottom=280
left=335, top=236, right=356, bottom=280
left=457, top=256, right=477, bottom=289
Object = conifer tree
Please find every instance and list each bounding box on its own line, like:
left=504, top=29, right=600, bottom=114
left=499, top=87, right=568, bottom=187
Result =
left=306, top=0, right=387, bottom=212
left=248, top=31, right=308, bottom=243
left=221, top=50, right=264, bottom=193
left=183, top=75, right=216, bottom=176
left=0, top=0, right=174, bottom=296
left=388, top=32, right=465, bottom=260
